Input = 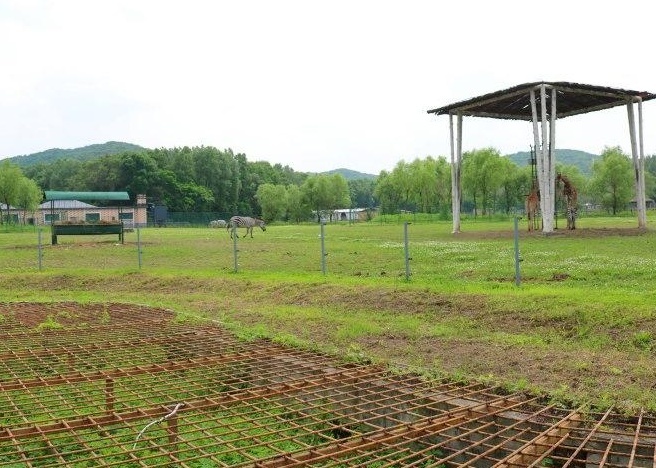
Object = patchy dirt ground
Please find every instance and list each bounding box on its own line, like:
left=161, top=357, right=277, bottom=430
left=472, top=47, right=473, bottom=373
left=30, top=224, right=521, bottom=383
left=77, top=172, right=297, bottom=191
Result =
left=454, top=226, right=649, bottom=240
left=4, top=265, right=655, bottom=412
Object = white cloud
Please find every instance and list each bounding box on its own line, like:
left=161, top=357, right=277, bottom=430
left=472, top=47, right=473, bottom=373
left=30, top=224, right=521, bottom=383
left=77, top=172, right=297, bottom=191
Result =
left=1, top=0, right=655, bottom=173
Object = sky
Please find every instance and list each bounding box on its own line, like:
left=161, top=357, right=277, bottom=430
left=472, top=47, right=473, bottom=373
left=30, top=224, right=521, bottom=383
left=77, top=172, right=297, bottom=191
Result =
left=1, top=0, right=655, bottom=175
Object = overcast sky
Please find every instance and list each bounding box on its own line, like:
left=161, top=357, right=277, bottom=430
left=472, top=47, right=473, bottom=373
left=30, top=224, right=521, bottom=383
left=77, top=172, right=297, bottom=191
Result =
left=1, top=0, right=655, bottom=174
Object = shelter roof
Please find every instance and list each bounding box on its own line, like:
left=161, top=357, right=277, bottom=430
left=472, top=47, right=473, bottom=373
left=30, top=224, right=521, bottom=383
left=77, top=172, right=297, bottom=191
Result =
left=427, top=81, right=656, bottom=121
left=44, top=191, right=130, bottom=201
left=39, top=200, right=97, bottom=209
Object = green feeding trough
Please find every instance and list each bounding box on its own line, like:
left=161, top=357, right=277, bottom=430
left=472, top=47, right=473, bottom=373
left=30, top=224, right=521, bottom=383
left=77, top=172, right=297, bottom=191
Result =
left=44, top=191, right=131, bottom=245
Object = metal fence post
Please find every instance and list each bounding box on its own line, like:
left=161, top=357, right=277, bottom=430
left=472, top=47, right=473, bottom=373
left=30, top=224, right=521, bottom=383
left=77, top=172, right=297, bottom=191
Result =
left=404, top=222, right=411, bottom=281
left=232, top=225, right=239, bottom=273
left=514, top=217, right=521, bottom=286
left=320, top=222, right=327, bottom=275
left=37, top=228, right=43, bottom=271
left=137, top=227, right=143, bottom=269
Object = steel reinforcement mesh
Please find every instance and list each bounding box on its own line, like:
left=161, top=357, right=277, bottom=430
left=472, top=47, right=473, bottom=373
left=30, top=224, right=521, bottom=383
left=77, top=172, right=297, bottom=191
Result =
left=1, top=302, right=656, bottom=467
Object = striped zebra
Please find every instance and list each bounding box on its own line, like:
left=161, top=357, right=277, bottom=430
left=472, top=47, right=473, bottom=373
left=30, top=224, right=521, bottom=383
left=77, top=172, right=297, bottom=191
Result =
left=565, top=206, right=578, bottom=230
left=227, top=216, right=266, bottom=239
left=209, top=219, right=227, bottom=228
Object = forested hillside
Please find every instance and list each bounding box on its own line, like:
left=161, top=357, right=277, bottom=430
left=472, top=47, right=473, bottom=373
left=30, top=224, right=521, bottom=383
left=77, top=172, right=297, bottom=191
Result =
left=3, top=143, right=655, bottom=225
left=2, top=143, right=380, bottom=222
left=322, top=168, right=377, bottom=180
left=505, top=149, right=599, bottom=176
left=7, top=141, right=146, bottom=167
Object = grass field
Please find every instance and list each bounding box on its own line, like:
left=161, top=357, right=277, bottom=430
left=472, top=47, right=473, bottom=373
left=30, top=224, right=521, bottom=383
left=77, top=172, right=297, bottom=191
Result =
left=1, top=215, right=656, bottom=412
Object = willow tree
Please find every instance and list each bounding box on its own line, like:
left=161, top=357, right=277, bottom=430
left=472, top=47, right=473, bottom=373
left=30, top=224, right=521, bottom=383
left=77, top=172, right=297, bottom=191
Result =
left=589, top=146, right=634, bottom=215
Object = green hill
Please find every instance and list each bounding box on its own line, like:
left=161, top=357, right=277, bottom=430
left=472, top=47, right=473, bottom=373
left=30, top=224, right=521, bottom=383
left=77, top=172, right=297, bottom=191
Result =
left=7, top=143, right=377, bottom=180
left=321, top=168, right=377, bottom=180
left=7, top=141, right=147, bottom=167
left=505, top=149, right=599, bottom=176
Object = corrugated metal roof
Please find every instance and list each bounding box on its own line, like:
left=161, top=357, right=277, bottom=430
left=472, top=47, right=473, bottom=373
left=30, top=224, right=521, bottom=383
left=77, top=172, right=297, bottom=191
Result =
left=39, top=200, right=97, bottom=209
left=44, top=191, right=130, bottom=201
left=427, top=81, right=656, bottom=120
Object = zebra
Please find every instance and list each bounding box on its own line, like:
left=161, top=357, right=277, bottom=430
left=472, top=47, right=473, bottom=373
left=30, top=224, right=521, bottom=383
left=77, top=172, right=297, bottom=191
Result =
left=565, top=205, right=578, bottom=230
left=209, top=219, right=227, bottom=228
left=227, top=216, right=266, bottom=239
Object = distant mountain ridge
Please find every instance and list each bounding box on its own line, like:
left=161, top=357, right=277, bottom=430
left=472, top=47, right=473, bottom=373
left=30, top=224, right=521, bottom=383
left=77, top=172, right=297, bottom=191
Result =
left=5, top=142, right=379, bottom=179
left=5, top=142, right=595, bottom=179
left=7, top=141, right=147, bottom=167
left=505, top=148, right=599, bottom=176
left=322, top=168, right=377, bottom=180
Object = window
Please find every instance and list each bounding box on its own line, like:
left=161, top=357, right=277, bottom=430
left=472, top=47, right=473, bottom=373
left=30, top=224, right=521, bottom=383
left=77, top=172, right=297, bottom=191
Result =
left=85, top=213, right=100, bottom=222
left=44, top=213, right=60, bottom=224
left=119, top=212, right=133, bottom=220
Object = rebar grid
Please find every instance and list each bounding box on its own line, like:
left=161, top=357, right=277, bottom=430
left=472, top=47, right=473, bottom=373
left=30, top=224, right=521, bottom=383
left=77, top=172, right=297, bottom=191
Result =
left=1, top=303, right=656, bottom=467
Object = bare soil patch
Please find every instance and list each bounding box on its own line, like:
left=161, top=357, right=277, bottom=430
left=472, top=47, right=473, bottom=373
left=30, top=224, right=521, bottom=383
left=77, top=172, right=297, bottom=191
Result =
left=454, top=226, right=648, bottom=240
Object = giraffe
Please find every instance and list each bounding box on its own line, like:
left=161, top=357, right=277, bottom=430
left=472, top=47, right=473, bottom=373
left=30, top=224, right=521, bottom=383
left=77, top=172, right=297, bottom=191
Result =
left=556, top=173, right=578, bottom=230
left=525, top=183, right=540, bottom=232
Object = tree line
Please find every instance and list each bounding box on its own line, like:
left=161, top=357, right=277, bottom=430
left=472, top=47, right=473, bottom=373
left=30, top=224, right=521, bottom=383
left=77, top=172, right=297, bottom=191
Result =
left=0, top=145, right=654, bottom=224
left=376, top=146, right=654, bottom=218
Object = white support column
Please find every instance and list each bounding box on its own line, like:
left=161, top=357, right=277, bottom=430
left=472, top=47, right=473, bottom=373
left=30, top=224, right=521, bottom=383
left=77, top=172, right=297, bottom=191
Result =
left=549, top=86, right=557, bottom=223
left=638, top=98, right=647, bottom=227
left=539, top=84, right=554, bottom=233
left=449, top=113, right=463, bottom=233
left=628, top=99, right=647, bottom=228
left=529, top=85, right=556, bottom=233
left=456, top=113, right=463, bottom=229
left=530, top=89, right=543, bottom=190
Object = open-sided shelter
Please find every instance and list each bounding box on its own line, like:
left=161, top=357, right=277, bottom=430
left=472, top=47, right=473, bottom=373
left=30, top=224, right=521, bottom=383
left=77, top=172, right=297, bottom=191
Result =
left=43, top=191, right=140, bottom=244
left=428, top=82, right=656, bottom=233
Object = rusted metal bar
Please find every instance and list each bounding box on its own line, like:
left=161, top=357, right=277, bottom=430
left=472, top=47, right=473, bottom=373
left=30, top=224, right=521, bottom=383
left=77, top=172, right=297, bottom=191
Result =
left=599, top=438, right=614, bottom=467
left=256, top=393, right=534, bottom=467
left=628, top=409, right=644, bottom=467
left=558, top=407, right=613, bottom=467
left=105, top=377, right=115, bottom=413
left=5, top=303, right=656, bottom=467
left=0, top=347, right=287, bottom=391
left=0, top=366, right=380, bottom=442
left=494, top=407, right=583, bottom=467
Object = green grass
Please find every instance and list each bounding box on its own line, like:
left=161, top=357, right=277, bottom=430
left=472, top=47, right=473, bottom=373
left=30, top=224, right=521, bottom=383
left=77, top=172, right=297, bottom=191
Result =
left=2, top=216, right=656, bottom=411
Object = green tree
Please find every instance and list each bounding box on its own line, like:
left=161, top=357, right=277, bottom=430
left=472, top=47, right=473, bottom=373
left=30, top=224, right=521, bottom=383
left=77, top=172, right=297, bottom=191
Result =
left=23, top=158, right=84, bottom=190
left=75, top=155, right=122, bottom=191
left=256, top=183, right=288, bottom=222
left=495, top=158, right=522, bottom=214
left=15, top=177, right=43, bottom=224
left=327, top=173, right=351, bottom=215
left=642, top=154, right=656, bottom=201
left=194, top=147, right=241, bottom=213
left=372, top=161, right=416, bottom=213
left=589, top=146, right=634, bottom=215
left=301, top=175, right=329, bottom=221
left=285, top=184, right=310, bottom=222
left=373, top=170, right=401, bottom=214
left=348, top=178, right=377, bottom=210
left=0, top=161, right=24, bottom=223
left=301, top=174, right=350, bottom=222
left=461, top=148, right=505, bottom=216
left=409, top=157, right=451, bottom=214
